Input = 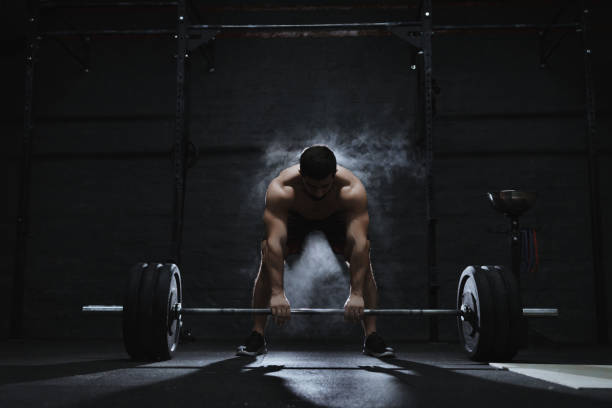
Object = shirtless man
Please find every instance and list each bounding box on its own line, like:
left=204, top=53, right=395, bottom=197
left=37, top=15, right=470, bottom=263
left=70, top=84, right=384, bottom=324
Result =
left=236, top=145, right=394, bottom=358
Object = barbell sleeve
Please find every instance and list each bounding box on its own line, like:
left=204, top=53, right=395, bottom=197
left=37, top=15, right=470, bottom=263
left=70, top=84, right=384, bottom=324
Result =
left=522, top=308, right=559, bottom=317
left=83, top=305, right=123, bottom=314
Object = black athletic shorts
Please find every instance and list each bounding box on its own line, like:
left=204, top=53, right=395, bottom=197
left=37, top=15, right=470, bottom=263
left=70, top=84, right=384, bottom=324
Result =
left=285, top=211, right=347, bottom=255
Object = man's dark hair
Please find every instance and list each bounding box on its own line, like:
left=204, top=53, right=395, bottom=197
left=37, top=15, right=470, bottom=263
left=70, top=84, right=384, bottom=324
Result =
left=299, top=145, right=337, bottom=180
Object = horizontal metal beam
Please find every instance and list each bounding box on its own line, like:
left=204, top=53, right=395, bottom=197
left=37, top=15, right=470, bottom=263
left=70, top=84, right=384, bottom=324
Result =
left=42, top=29, right=176, bottom=37
left=41, top=21, right=423, bottom=37
left=40, top=1, right=178, bottom=8
left=189, top=22, right=422, bottom=31
left=432, top=23, right=580, bottom=32
left=41, top=29, right=395, bottom=39
left=41, top=22, right=583, bottom=38
left=215, top=30, right=393, bottom=39
left=436, top=149, right=595, bottom=158
left=82, top=305, right=559, bottom=317
left=192, top=4, right=416, bottom=13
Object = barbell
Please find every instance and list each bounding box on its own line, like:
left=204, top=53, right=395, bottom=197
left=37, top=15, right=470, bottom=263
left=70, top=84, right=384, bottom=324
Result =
left=83, top=305, right=556, bottom=316
left=82, top=262, right=558, bottom=362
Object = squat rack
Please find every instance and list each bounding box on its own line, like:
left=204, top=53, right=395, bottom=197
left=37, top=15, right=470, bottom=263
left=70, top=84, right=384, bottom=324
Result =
left=13, top=0, right=605, bottom=344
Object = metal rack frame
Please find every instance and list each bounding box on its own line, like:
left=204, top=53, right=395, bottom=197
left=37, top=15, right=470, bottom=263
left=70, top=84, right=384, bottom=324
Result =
left=12, top=0, right=605, bottom=344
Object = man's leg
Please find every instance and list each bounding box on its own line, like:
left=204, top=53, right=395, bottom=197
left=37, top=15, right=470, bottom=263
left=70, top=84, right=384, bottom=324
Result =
left=252, top=240, right=271, bottom=335
left=362, top=257, right=378, bottom=336
left=237, top=241, right=273, bottom=356
left=343, top=240, right=394, bottom=357
left=344, top=239, right=377, bottom=336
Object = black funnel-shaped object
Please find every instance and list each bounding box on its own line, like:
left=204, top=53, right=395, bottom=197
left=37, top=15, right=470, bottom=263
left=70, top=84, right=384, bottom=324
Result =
left=487, top=190, right=537, bottom=217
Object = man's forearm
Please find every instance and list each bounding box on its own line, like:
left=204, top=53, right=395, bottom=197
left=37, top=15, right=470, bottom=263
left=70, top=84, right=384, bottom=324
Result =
left=266, top=239, right=285, bottom=294
left=348, top=241, right=369, bottom=296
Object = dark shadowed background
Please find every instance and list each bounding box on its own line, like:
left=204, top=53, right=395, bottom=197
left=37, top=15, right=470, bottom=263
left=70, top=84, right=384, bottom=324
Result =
left=1, top=0, right=610, bottom=344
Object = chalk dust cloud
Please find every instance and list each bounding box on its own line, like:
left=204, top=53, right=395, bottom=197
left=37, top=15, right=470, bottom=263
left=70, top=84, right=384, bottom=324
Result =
left=242, top=127, right=423, bottom=336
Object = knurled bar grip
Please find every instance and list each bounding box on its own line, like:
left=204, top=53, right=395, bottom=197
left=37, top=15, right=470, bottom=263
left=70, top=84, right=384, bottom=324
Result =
left=81, top=305, right=559, bottom=317
left=183, top=308, right=458, bottom=315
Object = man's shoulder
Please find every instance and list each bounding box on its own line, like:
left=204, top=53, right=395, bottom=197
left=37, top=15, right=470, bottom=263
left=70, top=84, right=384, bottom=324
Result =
left=267, top=178, right=294, bottom=199
left=338, top=169, right=367, bottom=211
left=337, top=166, right=365, bottom=193
left=265, top=176, right=295, bottom=211
left=279, top=164, right=299, bottom=175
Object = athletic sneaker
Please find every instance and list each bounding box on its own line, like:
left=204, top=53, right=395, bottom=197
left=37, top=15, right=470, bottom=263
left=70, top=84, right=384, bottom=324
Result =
left=363, top=332, right=395, bottom=358
left=236, top=331, right=267, bottom=356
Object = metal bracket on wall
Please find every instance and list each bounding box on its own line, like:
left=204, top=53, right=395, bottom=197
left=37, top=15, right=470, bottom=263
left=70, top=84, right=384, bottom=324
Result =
left=538, top=0, right=581, bottom=68
left=185, top=0, right=216, bottom=72
left=187, top=29, right=218, bottom=72
left=50, top=34, right=91, bottom=72
left=188, top=29, right=218, bottom=50
left=389, top=27, right=422, bottom=49
left=40, top=6, right=92, bottom=70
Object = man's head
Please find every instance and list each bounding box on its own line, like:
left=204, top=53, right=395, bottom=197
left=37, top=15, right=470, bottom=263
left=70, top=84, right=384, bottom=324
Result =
left=299, top=145, right=337, bottom=201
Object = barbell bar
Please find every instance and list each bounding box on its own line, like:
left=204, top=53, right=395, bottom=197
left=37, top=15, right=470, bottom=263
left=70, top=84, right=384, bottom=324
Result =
left=82, top=305, right=558, bottom=317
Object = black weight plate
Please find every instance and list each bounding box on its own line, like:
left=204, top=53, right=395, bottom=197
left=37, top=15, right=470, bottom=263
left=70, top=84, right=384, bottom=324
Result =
left=496, top=266, right=522, bottom=360
left=457, top=267, right=478, bottom=358
left=471, top=266, right=496, bottom=361
left=481, top=265, right=510, bottom=361
left=122, top=262, right=147, bottom=360
left=138, top=262, right=162, bottom=360
left=457, top=266, right=495, bottom=361
left=152, top=263, right=182, bottom=360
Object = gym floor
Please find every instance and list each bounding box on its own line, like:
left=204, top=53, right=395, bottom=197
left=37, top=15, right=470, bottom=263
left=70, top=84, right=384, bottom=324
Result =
left=1, top=340, right=611, bottom=407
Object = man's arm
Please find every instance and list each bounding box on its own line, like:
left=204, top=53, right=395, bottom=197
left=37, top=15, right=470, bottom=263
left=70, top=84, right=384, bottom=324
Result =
left=263, top=181, right=291, bottom=325
left=343, top=184, right=370, bottom=322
